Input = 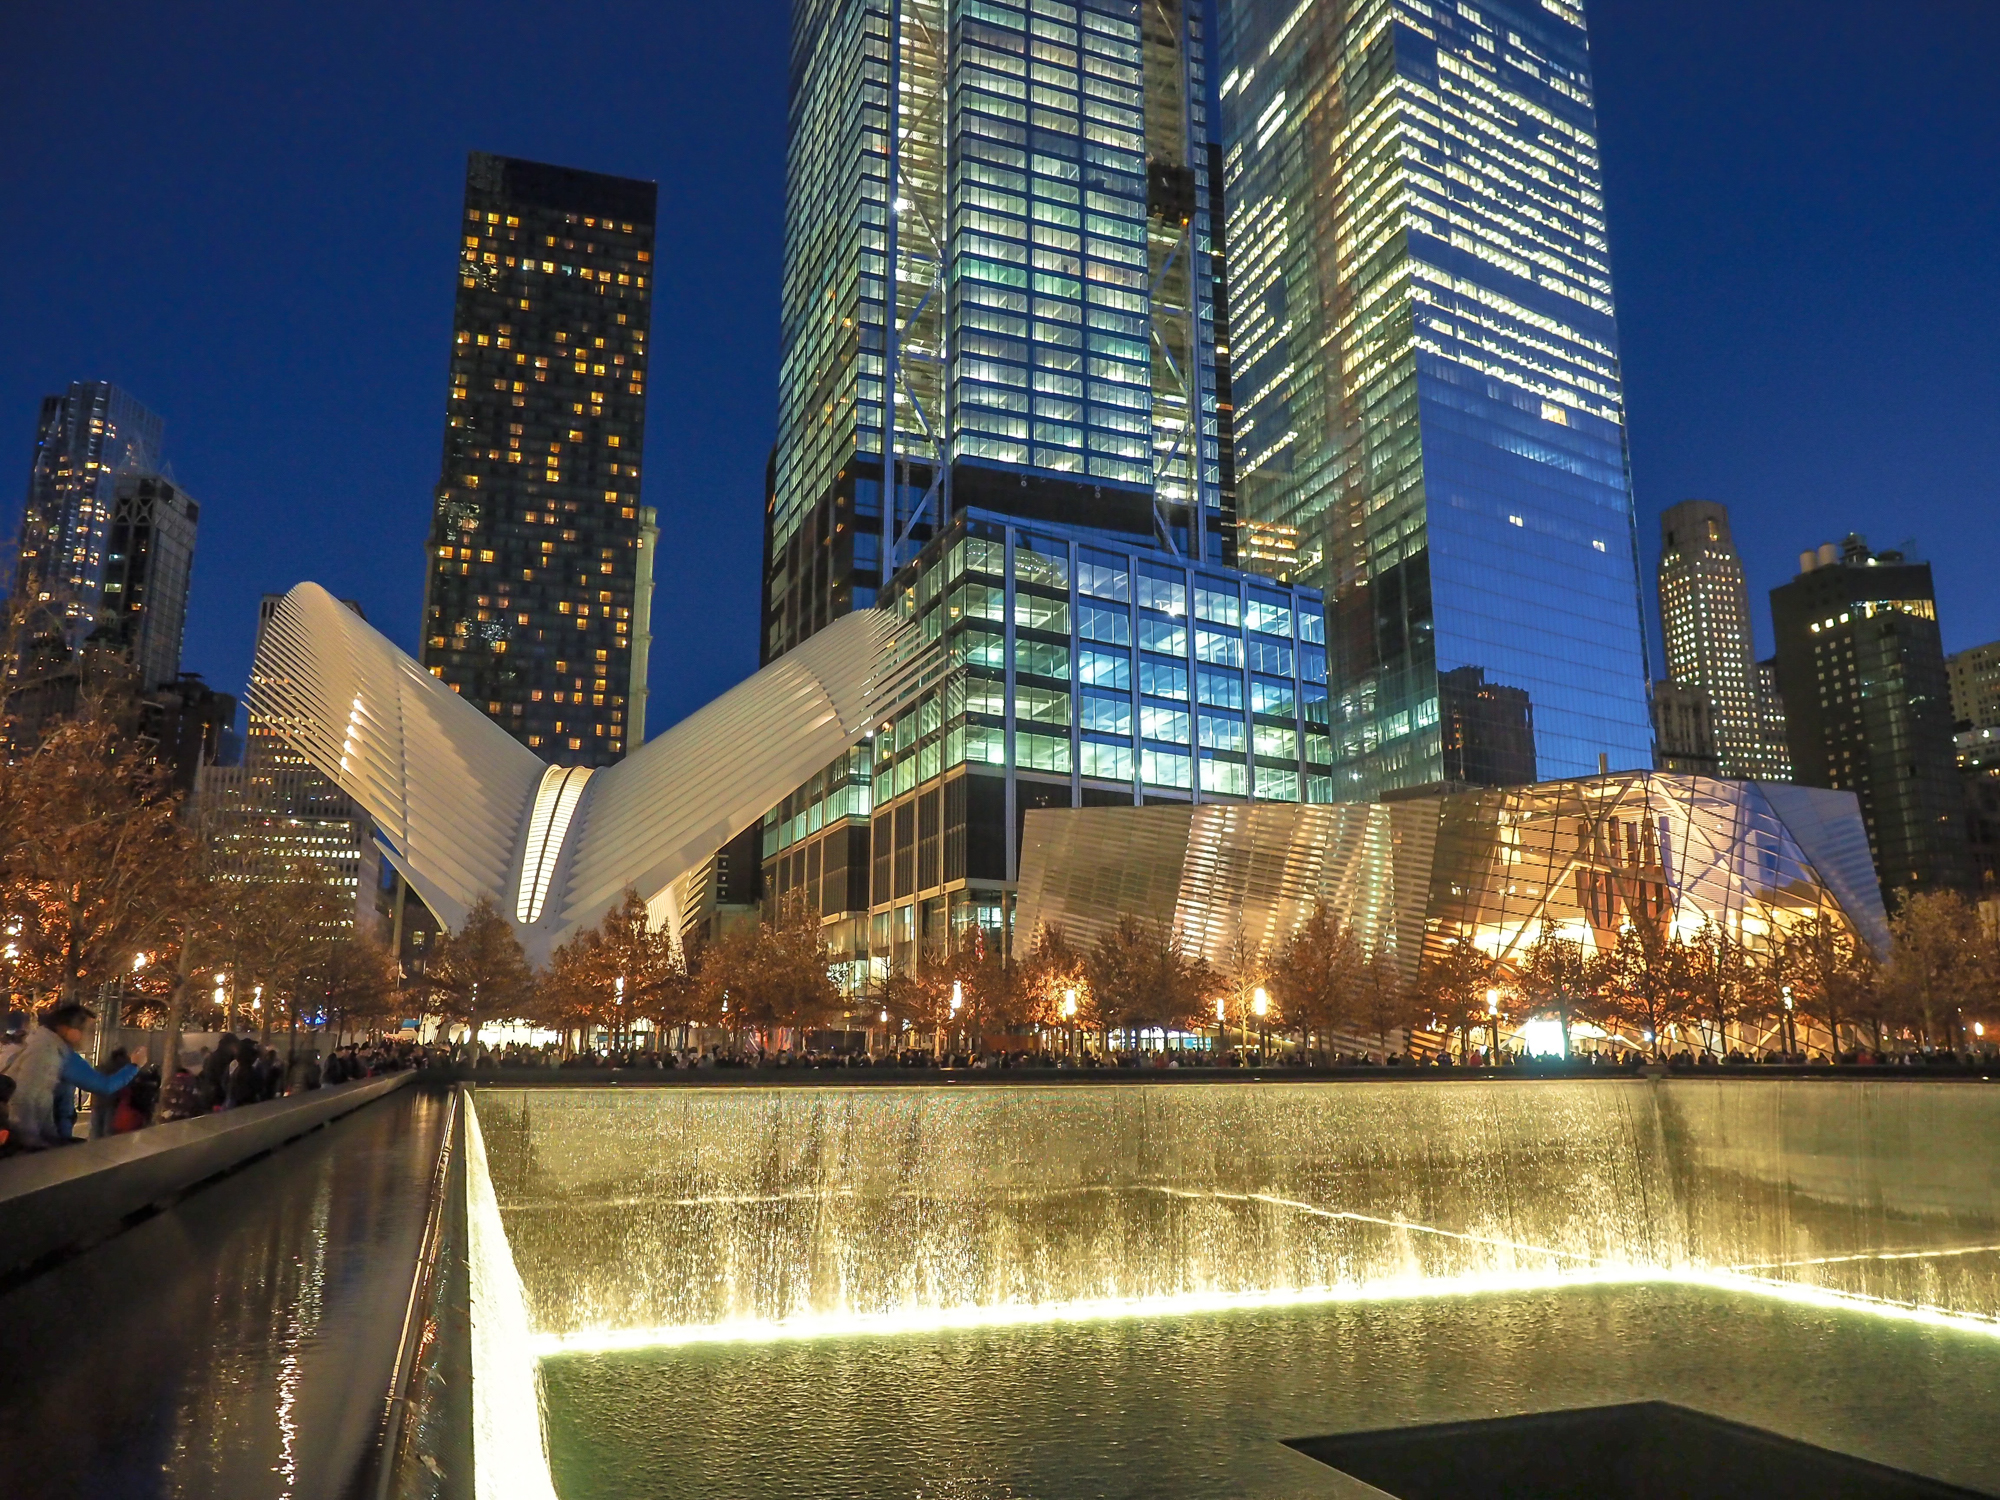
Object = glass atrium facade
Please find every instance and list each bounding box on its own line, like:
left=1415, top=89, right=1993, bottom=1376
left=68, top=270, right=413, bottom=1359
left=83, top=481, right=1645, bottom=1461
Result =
left=762, top=507, right=1328, bottom=978
left=1015, top=773, right=1890, bottom=988
left=1218, top=0, right=1653, bottom=796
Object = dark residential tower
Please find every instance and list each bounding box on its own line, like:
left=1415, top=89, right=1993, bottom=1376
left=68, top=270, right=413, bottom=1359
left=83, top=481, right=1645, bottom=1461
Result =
left=1769, top=536, right=1973, bottom=896
left=99, top=472, right=198, bottom=693
left=421, top=152, right=659, bottom=766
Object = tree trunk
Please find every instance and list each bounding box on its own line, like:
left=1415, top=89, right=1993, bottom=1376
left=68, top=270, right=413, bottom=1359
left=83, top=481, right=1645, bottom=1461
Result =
left=157, top=941, right=197, bottom=1085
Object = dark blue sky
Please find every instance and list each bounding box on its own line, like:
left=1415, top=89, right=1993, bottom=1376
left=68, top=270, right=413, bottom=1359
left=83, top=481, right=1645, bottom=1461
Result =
left=2, top=0, right=1995, bottom=729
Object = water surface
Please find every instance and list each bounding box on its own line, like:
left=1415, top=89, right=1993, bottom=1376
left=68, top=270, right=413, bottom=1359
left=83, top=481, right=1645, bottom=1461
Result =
left=541, top=1285, right=2000, bottom=1499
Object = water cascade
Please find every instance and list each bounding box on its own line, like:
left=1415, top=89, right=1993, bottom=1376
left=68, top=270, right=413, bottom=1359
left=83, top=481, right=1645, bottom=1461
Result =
left=469, top=1081, right=2000, bottom=1351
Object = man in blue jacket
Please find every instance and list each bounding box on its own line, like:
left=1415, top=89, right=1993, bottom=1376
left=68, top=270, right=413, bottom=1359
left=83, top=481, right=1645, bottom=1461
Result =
left=0, top=1002, right=140, bottom=1147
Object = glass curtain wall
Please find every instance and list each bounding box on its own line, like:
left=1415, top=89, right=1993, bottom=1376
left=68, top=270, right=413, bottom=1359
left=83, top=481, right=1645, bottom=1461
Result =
left=1219, top=0, right=1653, bottom=795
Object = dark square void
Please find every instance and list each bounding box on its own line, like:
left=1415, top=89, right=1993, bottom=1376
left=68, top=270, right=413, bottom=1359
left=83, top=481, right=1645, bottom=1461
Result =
left=1286, top=1401, right=1990, bottom=1500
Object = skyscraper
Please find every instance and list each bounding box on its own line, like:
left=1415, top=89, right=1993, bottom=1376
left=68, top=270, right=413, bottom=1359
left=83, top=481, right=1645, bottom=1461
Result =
left=421, top=152, right=659, bottom=767
left=1947, top=639, right=2000, bottom=732
left=205, top=594, right=383, bottom=938
left=99, top=473, right=199, bottom=693
left=8, top=381, right=163, bottom=657
left=1650, top=680, right=1718, bottom=776
left=1218, top=0, right=1654, bottom=795
left=762, top=0, right=1242, bottom=979
left=1657, top=499, right=1783, bottom=779
left=1770, top=536, right=1973, bottom=896
left=767, top=0, right=1227, bottom=660
left=1753, top=657, right=1792, bottom=781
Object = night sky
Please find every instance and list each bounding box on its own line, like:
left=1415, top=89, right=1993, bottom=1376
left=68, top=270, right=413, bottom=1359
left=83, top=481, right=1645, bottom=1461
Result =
left=2, top=0, right=1995, bottom=732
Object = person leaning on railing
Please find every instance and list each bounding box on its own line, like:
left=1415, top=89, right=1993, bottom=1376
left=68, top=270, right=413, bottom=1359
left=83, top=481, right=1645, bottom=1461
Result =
left=0, top=1002, right=140, bottom=1149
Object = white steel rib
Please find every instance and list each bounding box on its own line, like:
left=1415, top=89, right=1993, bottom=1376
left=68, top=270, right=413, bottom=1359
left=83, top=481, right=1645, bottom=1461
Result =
left=249, top=582, right=899, bottom=958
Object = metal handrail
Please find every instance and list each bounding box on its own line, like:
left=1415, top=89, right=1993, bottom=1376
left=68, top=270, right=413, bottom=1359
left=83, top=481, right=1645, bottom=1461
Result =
left=369, top=1085, right=460, bottom=1500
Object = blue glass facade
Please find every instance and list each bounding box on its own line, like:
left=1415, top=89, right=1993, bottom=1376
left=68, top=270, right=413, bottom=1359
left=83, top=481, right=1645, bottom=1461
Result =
left=1218, top=0, right=1653, bottom=796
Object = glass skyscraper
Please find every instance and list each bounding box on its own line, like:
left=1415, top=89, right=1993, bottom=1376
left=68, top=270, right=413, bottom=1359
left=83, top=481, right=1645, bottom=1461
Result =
left=9, top=381, right=164, bottom=652
left=1218, top=0, right=1653, bottom=796
left=421, top=153, right=659, bottom=767
left=768, top=0, right=1229, bottom=659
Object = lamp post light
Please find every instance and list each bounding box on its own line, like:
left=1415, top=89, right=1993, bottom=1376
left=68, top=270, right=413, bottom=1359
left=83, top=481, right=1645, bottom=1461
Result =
left=1781, top=984, right=1796, bottom=1057
left=1063, top=986, right=1079, bottom=1059
left=615, top=975, right=626, bottom=1052
left=1251, top=986, right=1270, bottom=1062
left=1486, top=987, right=1502, bottom=1065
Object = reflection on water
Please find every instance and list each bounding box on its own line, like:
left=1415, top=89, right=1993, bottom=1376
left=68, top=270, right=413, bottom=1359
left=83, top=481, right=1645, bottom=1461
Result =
left=474, top=1081, right=2000, bottom=1343
left=0, top=1091, right=445, bottom=1500
left=539, top=1285, right=2000, bottom=1500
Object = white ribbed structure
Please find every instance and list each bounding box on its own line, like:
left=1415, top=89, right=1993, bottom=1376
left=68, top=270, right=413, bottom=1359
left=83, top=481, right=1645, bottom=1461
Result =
left=250, top=583, right=898, bottom=958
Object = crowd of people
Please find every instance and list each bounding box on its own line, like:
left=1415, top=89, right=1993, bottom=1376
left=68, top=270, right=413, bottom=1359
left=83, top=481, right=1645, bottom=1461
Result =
left=0, top=1002, right=434, bottom=1155
left=461, top=1035, right=2000, bottom=1076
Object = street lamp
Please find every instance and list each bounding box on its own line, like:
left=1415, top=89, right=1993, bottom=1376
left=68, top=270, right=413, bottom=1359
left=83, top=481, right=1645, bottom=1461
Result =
left=615, top=974, right=626, bottom=1050
left=1252, top=986, right=1270, bottom=1060
left=1781, top=984, right=1796, bottom=1057
left=1486, top=987, right=1501, bottom=1064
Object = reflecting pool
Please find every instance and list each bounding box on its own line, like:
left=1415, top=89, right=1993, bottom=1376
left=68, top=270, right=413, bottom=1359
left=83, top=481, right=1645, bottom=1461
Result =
left=539, top=1285, right=2000, bottom=1499
left=465, top=1082, right=2000, bottom=1499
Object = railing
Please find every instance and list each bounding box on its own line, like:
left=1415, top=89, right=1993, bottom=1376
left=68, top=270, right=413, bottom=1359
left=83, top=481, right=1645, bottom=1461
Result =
left=369, top=1086, right=464, bottom=1500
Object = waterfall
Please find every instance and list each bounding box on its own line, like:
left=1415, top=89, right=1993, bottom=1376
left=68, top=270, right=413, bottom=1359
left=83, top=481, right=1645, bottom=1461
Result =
left=469, top=1081, right=2000, bottom=1350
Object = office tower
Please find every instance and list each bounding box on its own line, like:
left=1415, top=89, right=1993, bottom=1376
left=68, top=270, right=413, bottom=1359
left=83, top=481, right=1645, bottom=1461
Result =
left=767, top=0, right=1227, bottom=661
left=1218, top=0, right=1653, bottom=795
left=1945, top=641, right=2000, bottom=891
left=1753, top=657, right=1792, bottom=781
left=759, top=508, right=1329, bottom=975
left=97, top=473, right=198, bottom=692
left=1657, top=500, right=1774, bottom=778
left=9, top=382, right=164, bottom=644
left=1770, top=537, right=1973, bottom=896
left=762, top=0, right=1234, bottom=979
left=145, top=673, right=237, bottom=798
left=421, top=152, right=659, bottom=767
left=205, top=595, right=382, bottom=936
left=1947, top=640, right=2000, bottom=731
left=1650, top=681, right=1718, bottom=776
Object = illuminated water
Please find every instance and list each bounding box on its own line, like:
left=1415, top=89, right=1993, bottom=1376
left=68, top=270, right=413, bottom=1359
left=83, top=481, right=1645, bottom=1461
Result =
left=473, top=1081, right=2000, bottom=1342
left=538, top=1285, right=2000, bottom=1499
left=466, top=1081, right=2000, bottom=1497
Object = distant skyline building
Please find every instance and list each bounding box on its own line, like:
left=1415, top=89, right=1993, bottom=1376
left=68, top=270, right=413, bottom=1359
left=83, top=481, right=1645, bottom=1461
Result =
left=1947, top=639, right=2000, bottom=732
left=421, top=151, right=659, bottom=767
left=1650, top=680, right=1718, bottom=777
left=8, top=381, right=163, bottom=647
left=1217, top=0, right=1654, bottom=795
left=99, top=472, right=199, bottom=693
left=206, top=593, right=383, bottom=939
left=766, top=0, right=1228, bottom=661
left=1657, top=500, right=1773, bottom=779
left=1754, top=657, right=1792, bottom=781
left=1770, top=536, right=1973, bottom=896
